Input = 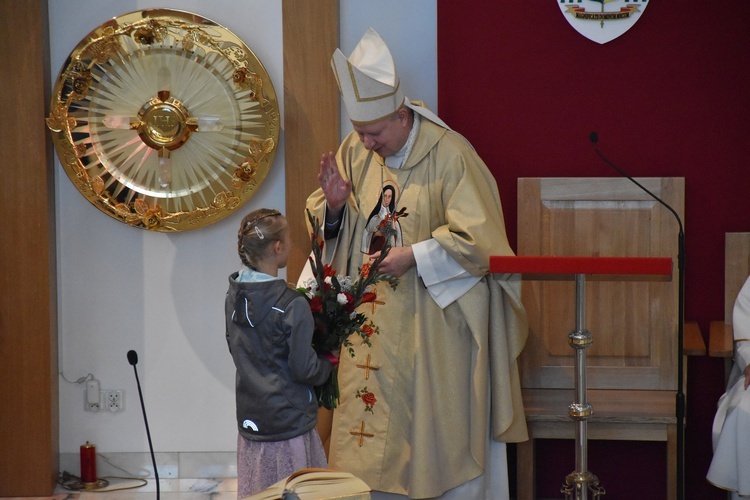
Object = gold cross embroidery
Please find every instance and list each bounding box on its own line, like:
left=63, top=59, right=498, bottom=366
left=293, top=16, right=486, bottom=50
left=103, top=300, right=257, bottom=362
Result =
left=350, top=420, right=374, bottom=447
left=370, top=299, right=385, bottom=314
left=355, top=354, right=379, bottom=380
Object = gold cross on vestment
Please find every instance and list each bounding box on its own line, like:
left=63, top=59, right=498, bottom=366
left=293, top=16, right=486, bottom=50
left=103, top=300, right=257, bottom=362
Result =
left=350, top=420, right=374, bottom=447
left=355, top=354, right=379, bottom=380
left=369, top=299, right=385, bottom=314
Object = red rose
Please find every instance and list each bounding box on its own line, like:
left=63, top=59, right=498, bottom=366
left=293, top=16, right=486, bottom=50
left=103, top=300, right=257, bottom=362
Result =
left=361, top=324, right=374, bottom=338
left=309, top=296, right=323, bottom=313
left=344, top=292, right=356, bottom=311
left=361, top=392, right=377, bottom=406
left=360, top=263, right=371, bottom=278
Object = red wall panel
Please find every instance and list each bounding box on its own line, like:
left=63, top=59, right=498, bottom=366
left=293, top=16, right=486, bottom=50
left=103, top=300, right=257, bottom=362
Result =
left=438, top=2, right=750, bottom=499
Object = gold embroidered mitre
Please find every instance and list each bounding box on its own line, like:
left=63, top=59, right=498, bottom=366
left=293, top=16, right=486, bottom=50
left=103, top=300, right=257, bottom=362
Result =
left=330, top=27, right=405, bottom=125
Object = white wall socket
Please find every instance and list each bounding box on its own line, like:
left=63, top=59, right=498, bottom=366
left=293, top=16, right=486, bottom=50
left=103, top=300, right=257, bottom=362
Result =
left=84, top=380, right=124, bottom=412
left=104, top=390, right=124, bottom=412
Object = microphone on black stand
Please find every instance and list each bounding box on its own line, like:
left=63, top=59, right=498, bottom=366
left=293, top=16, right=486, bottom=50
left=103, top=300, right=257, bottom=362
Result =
left=127, top=350, right=160, bottom=499
left=589, top=132, right=686, bottom=500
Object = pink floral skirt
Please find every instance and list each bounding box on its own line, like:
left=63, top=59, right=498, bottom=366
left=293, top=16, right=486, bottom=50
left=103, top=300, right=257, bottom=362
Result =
left=237, top=428, right=328, bottom=497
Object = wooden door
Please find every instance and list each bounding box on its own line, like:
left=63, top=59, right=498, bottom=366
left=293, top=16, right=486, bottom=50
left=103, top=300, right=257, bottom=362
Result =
left=517, top=177, right=684, bottom=391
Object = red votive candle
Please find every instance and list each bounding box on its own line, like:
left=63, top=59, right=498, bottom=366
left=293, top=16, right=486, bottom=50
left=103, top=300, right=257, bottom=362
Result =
left=80, top=441, right=97, bottom=484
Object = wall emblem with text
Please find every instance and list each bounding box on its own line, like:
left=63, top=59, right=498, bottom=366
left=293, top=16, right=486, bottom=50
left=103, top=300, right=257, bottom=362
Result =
left=557, top=0, right=648, bottom=44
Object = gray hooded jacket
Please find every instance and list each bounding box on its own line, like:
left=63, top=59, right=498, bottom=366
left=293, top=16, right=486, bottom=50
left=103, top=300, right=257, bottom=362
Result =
left=226, top=271, right=332, bottom=441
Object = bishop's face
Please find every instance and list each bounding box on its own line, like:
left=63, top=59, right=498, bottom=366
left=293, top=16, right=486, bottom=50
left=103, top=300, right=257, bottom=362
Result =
left=352, top=109, right=411, bottom=159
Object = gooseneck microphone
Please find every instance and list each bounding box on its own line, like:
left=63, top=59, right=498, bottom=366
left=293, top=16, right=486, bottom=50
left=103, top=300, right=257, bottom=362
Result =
left=589, top=132, right=684, bottom=234
left=127, top=349, right=138, bottom=366
left=128, top=350, right=160, bottom=499
left=589, top=132, right=686, bottom=500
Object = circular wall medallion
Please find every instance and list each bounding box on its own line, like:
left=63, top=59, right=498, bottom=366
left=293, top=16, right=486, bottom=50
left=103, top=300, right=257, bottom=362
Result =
left=47, top=9, right=280, bottom=232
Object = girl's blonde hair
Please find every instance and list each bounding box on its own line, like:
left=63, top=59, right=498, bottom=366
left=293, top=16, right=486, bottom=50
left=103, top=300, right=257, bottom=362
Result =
left=237, top=209, right=286, bottom=270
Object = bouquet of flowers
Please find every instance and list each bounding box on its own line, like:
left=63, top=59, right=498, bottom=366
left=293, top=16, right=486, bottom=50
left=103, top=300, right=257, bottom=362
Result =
left=298, top=209, right=398, bottom=409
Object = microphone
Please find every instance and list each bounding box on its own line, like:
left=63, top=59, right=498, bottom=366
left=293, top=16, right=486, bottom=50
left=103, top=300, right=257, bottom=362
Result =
left=590, top=131, right=683, bottom=232
left=127, top=350, right=160, bottom=499
left=589, top=132, right=686, bottom=500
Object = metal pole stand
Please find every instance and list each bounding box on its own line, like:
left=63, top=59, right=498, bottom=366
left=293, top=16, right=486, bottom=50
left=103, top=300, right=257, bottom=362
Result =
left=561, top=275, right=606, bottom=500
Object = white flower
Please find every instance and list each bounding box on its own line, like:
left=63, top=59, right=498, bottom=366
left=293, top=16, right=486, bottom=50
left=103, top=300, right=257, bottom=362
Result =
left=337, top=293, right=348, bottom=305
left=338, top=275, right=353, bottom=291
left=302, top=278, right=318, bottom=295
left=325, top=276, right=333, bottom=286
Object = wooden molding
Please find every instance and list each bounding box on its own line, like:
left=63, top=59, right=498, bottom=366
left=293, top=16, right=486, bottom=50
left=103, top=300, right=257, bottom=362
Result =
left=0, top=0, right=59, bottom=494
left=283, top=0, right=340, bottom=284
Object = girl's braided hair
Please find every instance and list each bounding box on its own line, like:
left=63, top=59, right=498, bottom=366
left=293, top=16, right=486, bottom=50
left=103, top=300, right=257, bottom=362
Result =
left=237, top=209, right=285, bottom=270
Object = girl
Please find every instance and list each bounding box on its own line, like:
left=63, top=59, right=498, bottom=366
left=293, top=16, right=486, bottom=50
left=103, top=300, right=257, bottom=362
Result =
left=226, top=208, right=336, bottom=496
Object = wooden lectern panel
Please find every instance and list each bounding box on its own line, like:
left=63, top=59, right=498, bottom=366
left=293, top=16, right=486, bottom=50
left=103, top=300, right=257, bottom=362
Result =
left=709, top=232, right=750, bottom=360
left=723, top=232, right=750, bottom=322
left=518, top=178, right=684, bottom=391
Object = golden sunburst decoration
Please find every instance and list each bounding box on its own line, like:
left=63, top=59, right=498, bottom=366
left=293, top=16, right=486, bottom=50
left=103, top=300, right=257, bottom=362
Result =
left=47, top=9, right=280, bottom=232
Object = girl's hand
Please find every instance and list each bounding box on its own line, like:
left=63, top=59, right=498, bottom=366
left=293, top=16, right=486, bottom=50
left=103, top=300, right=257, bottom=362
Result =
left=323, top=350, right=340, bottom=366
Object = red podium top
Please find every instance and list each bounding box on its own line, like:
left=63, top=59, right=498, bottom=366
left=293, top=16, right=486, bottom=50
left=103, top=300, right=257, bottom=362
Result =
left=489, top=256, right=672, bottom=281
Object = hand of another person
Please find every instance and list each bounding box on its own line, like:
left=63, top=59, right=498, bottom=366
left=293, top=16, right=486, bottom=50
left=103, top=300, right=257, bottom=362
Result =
left=370, top=246, right=416, bottom=278
left=323, top=350, right=340, bottom=367
left=319, top=151, right=351, bottom=214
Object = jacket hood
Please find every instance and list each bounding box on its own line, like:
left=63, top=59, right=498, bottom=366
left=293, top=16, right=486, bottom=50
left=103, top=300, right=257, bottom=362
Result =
left=228, top=272, right=289, bottom=327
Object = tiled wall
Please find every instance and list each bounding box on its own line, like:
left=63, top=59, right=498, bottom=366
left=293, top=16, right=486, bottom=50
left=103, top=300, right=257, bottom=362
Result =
left=57, top=451, right=237, bottom=495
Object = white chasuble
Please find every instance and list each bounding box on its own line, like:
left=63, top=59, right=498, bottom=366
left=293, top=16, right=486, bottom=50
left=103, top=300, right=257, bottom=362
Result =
left=306, top=114, right=528, bottom=499
left=707, top=276, right=750, bottom=497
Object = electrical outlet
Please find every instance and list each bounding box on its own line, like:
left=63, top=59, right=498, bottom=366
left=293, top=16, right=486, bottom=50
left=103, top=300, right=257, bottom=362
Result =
left=85, top=379, right=101, bottom=411
left=104, top=390, right=124, bottom=412
left=84, top=380, right=124, bottom=412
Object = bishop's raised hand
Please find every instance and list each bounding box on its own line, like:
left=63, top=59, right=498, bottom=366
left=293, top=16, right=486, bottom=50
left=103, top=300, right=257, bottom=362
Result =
left=319, top=151, right=351, bottom=216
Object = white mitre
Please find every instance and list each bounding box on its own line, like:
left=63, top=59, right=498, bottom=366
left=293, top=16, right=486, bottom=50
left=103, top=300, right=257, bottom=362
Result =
left=330, top=28, right=405, bottom=125
left=331, top=28, right=450, bottom=129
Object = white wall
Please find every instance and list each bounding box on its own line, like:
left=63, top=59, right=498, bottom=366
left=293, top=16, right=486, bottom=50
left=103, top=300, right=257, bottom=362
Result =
left=339, top=2, right=438, bottom=136
left=52, top=0, right=436, bottom=456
